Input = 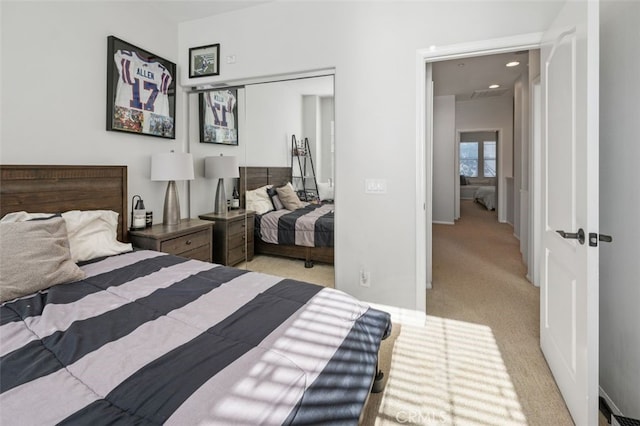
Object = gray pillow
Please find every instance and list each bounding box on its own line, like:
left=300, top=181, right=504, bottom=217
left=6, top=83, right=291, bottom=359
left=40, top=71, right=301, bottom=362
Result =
left=276, top=184, right=305, bottom=211
left=0, top=216, right=86, bottom=303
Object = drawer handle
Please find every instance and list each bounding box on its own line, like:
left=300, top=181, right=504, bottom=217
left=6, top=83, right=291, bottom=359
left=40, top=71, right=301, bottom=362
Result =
left=186, top=240, right=192, bottom=245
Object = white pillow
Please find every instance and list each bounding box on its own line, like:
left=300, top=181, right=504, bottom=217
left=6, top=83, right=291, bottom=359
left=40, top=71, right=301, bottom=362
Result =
left=1, top=210, right=132, bottom=262
left=245, top=185, right=274, bottom=215
left=317, top=182, right=334, bottom=201
left=61, top=210, right=132, bottom=262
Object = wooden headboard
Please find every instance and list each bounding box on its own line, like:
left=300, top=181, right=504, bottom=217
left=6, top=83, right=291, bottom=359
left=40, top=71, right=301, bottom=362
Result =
left=0, top=165, right=128, bottom=242
left=238, top=166, right=292, bottom=208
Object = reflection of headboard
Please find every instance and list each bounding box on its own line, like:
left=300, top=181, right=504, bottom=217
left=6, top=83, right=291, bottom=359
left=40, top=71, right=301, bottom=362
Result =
left=0, top=165, right=128, bottom=242
left=238, top=166, right=292, bottom=209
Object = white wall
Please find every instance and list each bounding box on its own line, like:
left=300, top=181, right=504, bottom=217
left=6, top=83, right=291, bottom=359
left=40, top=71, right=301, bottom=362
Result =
left=599, top=1, right=640, bottom=418
left=456, top=95, right=514, bottom=223
left=0, top=2, right=187, bottom=225
left=179, top=1, right=562, bottom=308
left=246, top=82, right=302, bottom=167
left=433, top=95, right=456, bottom=224
left=1, top=1, right=564, bottom=310
left=320, top=97, right=334, bottom=184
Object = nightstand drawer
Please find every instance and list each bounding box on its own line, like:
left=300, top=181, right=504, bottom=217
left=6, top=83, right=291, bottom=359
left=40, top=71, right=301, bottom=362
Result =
left=198, top=210, right=254, bottom=266
left=228, top=219, right=248, bottom=238
left=160, top=229, right=210, bottom=255
left=179, top=245, right=211, bottom=262
left=228, top=244, right=249, bottom=266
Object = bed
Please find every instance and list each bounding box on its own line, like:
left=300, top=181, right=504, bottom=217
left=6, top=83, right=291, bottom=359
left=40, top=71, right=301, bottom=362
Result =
left=239, top=167, right=334, bottom=268
left=0, top=165, right=390, bottom=425
left=474, top=185, right=496, bottom=211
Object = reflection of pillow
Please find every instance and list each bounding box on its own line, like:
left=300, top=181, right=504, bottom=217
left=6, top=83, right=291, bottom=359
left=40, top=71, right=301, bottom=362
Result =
left=1, top=210, right=132, bottom=262
left=61, top=210, right=132, bottom=262
left=276, top=183, right=305, bottom=211
left=0, top=217, right=85, bottom=303
left=317, top=182, right=334, bottom=201
left=266, top=187, right=285, bottom=210
left=245, top=185, right=274, bottom=215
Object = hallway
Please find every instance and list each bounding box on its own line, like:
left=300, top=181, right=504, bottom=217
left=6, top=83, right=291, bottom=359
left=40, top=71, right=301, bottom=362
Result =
left=427, top=200, right=573, bottom=425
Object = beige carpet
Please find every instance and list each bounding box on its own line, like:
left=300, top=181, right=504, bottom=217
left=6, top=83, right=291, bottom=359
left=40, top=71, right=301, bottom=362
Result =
left=240, top=204, right=593, bottom=425
left=423, top=201, right=574, bottom=425
left=240, top=255, right=335, bottom=287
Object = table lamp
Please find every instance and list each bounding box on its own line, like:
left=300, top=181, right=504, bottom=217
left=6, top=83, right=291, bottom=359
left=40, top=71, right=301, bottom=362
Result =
left=205, top=155, right=239, bottom=214
left=151, top=151, right=195, bottom=226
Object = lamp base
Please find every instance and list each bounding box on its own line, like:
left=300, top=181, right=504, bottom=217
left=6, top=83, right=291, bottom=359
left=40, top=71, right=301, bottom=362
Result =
left=163, top=181, right=181, bottom=226
left=214, top=178, right=227, bottom=215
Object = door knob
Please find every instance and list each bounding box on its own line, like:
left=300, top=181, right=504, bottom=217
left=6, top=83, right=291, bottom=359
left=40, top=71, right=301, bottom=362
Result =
left=556, top=228, right=586, bottom=245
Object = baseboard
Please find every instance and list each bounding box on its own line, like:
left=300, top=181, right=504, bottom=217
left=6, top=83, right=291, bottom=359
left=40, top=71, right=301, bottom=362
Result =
left=432, top=220, right=455, bottom=225
left=600, top=386, right=623, bottom=420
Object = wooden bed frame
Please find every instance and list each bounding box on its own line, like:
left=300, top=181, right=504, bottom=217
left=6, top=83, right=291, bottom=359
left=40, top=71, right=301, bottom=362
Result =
left=239, top=166, right=334, bottom=266
left=0, top=165, right=128, bottom=242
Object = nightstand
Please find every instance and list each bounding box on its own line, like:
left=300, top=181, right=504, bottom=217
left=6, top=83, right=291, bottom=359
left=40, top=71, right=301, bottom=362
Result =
left=128, top=219, right=214, bottom=262
left=199, top=210, right=254, bottom=266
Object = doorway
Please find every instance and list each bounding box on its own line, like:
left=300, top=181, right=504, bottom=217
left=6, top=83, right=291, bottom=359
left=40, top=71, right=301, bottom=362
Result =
left=457, top=130, right=499, bottom=218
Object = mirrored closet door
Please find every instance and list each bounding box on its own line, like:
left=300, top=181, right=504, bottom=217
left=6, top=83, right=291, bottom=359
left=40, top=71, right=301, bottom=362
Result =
left=189, top=75, right=335, bottom=283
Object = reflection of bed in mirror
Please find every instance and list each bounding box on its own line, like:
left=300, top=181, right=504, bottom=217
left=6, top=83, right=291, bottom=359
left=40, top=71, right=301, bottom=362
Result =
left=239, top=166, right=334, bottom=267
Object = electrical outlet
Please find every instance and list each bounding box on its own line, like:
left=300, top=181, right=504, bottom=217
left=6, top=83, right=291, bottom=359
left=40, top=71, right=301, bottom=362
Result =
left=359, top=269, right=370, bottom=287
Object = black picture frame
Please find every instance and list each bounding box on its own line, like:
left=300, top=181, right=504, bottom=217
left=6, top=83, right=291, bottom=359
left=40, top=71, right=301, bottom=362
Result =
left=189, top=44, right=220, bottom=78
left=198, top=89, right=239, bottom=145
left=106, top=36, right=176, bottom=139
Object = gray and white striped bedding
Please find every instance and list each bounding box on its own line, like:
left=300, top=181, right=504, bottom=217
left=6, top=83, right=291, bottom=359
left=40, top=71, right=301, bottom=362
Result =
left=257, top=203, right=334, bottom=248
left=0, top=250, right=390, bottom=425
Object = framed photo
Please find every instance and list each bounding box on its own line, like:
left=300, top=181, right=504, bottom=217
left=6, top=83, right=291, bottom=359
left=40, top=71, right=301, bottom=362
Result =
left=189, top=44, right=220, bottom=78
left=106, top=36, right=176, bottom=139
left=199, top=89, right=238, bottom=145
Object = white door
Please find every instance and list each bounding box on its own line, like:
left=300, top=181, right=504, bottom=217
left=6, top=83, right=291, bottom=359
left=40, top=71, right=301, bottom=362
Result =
left=540, top=1, right=600, bottom=425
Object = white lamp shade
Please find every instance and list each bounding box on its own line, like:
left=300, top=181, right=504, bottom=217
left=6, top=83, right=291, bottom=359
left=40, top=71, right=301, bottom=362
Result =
left=151, top=152, right=195, bottom=181
left=205, top=156, right=240, bottom=179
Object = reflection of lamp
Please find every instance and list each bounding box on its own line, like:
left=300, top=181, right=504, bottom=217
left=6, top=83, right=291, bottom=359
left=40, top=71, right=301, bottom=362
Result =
left=130, top=195, right=146, bottom=230
left=151, top=151, right=195, bottom=226
left=205, top=154, right=239, bottom=214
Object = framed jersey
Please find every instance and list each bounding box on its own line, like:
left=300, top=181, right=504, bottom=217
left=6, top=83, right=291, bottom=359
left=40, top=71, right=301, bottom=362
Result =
left=106, top=36, right=176, bottom=139
left=198, top=89, right=239, bottom=145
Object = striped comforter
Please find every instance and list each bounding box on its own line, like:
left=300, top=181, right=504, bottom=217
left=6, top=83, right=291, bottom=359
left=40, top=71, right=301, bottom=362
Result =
left=0, top=250, right=390, bottom=425
left=257, top=203, right=334, bottom=248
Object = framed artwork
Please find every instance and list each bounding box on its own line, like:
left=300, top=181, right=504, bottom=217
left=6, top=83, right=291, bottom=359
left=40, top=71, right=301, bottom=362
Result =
left=106, top=36, right=176, bottom=139
left=189, top=44, right=220, bottom=78
left=199, top=89, right=239, bottom=145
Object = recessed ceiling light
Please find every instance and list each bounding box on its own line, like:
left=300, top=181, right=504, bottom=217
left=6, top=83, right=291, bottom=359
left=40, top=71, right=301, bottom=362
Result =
left=489, top=84, right=500, bottom=89
left=506, top=61, right=520, bottom=67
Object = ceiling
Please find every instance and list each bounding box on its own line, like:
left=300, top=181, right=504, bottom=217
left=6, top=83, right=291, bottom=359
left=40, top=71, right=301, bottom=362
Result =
left=432, top=50, right=532, bottom=101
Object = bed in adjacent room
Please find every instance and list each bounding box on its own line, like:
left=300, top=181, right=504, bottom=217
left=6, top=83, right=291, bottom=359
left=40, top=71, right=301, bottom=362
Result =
left=474, top=185, right=496, bottom=211
left=0, top=165, right=390, bottom=425
left=239, top=166, right=334, bottom=267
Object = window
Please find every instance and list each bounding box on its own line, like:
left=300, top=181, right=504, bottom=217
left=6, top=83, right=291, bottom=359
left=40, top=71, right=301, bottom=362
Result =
left=483, top=141, right=496, bottom=177
left=459, top=132, right=497, bottom=178
left=460, top=142, right=479, bottom=177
